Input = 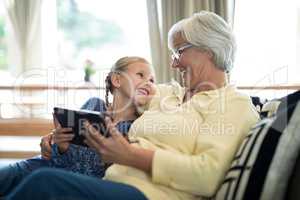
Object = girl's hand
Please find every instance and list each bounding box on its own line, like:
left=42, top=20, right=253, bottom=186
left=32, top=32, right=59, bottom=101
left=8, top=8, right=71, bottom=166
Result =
left=40, top=133, right=53, bottom=160
left=52, top=114, right=74, bottom=154
left=83, top=117, right=134, bottom=165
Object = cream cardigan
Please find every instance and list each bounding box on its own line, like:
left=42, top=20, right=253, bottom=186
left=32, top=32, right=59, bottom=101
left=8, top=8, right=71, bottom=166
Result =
left=105, top=82, right=259, bottom=200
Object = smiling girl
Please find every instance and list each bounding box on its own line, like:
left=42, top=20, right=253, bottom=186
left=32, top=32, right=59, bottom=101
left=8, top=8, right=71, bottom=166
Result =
left=0, top=56, right=156, bottom=197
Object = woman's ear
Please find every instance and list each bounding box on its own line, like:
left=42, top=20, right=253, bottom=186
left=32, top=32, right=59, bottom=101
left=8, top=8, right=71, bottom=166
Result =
left=110, top=73, right=121, bottom=89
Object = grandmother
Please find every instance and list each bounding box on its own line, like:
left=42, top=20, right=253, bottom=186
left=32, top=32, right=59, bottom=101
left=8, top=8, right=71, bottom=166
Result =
left=6, top=11, right=259, bottom=200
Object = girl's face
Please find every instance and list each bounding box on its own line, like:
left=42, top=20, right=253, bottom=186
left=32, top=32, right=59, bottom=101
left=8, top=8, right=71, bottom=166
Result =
left=118, top=62, right=156, bottom=107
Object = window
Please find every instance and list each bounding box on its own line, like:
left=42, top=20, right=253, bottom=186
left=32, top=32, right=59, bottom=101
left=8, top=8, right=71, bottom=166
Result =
left=0, top=0, right=151, bottom=84
left=232, top=0, right=299, bottom=98
left=0, top=1, right=151, bottom=118
left=56, top=0, right=151, bottom=75
left=0, top=2, right=7, bottom=70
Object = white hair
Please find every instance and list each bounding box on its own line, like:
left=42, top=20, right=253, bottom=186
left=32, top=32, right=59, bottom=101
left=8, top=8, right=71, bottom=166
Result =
left=168, top=11, right=236, bottom=72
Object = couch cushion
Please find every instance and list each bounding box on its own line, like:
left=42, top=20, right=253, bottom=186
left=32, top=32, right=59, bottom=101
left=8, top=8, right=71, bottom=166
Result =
left=250, top=96, right=265, bottom=113
left=259, top=103, right=300, bottom=199
left=277, top=90, right=300, bottom=116
left=260, top=100, right=281, bottom=118
left=213, top=98, right=300, bottom=200
left=285, top=150, right=300, bottom=200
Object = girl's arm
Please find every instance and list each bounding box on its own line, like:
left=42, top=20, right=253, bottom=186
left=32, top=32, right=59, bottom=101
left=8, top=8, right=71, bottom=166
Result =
left=50, top=97, right=108, bottom=177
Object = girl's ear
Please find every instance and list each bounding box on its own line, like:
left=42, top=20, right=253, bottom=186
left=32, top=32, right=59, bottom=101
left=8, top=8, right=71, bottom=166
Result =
left=110, top=73, right=121, bottom=89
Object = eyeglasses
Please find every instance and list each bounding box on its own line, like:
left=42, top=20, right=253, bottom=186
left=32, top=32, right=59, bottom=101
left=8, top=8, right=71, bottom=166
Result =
left=171, top=44, right=193, bottom=63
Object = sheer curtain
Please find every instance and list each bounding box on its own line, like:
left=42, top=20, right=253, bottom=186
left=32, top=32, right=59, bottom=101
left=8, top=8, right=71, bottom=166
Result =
left=146, top=0, right=235, bottom=83
left=4, top=0, right=42, bottom=76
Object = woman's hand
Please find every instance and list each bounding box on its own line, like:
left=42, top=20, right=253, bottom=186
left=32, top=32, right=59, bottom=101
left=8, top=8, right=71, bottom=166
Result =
left=52, top=114, right=74, bottom=154
left=83, top=118, right=134, bottom=165
left=40, top=133, right=53, bottom=160
left=84, top=117, right=155, bottom=173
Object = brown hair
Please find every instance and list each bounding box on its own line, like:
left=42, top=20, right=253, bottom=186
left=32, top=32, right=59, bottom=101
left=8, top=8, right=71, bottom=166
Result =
left=104, top=56, right=150, bottom=108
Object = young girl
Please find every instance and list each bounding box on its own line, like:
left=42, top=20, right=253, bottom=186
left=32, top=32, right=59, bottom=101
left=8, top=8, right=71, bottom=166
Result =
left=0, top=56, right=156, bottom=197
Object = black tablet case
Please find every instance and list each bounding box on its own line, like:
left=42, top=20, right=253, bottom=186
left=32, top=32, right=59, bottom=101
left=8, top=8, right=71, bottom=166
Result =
left=53, top=107, right=108, bottom=146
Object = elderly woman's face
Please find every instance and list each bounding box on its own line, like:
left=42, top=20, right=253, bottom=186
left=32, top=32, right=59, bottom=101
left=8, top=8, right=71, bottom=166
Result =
left=171, top=34, right=213, bottom=91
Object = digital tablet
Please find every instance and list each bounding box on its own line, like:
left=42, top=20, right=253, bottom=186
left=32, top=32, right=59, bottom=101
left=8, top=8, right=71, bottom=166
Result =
left=53, top=107, right=109, bottom=146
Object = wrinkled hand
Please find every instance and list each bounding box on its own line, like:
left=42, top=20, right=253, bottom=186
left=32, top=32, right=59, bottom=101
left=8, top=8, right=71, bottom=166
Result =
left=40, top=133, right=53, bottom=160
left=52, top=114, right=74, bottom=154
left=83, top=117, right=134, bottom=165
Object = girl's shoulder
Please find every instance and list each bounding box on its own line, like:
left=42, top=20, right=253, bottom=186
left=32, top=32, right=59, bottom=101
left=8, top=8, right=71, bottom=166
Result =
left=81, top=97, right=106, bottom=112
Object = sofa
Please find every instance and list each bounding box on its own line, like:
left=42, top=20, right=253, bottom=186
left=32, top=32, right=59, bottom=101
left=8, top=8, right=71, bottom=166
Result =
left=211, top=90, right=300, bottom=200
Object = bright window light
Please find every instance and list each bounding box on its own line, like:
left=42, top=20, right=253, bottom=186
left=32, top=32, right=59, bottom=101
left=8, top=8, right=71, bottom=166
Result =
left=56, top=0, right=151, bottom=71
left=232, top=0, right=299, bottom=98
left=0, top=1, right=8, bottom=71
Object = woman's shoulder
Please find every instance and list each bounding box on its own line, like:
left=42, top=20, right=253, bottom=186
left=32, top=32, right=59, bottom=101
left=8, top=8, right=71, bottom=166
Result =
left=222, top=85, right=260, bottom=120
left=81, top=97, right=106, bottom=112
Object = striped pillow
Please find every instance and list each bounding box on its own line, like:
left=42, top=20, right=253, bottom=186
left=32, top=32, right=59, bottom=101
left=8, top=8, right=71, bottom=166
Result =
left=213, top=100, right=300, bottom=200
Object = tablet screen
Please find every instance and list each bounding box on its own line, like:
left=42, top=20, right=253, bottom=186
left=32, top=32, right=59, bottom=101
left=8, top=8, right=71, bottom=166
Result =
left=53, top=107, right=108, bottom=146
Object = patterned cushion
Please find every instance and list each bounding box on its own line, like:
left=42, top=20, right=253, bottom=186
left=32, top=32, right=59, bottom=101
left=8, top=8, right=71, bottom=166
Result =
left=277, top=90, right=300, bottom=115
left=251, top=96, right=266, bottom=113
left=213, top=99, right=300, bottom=200
left=261, top=100, right=281, bottom=118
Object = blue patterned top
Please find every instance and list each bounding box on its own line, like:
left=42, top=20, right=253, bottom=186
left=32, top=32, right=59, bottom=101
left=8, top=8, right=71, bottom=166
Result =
left=50, top=97, right=134, bottom=178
